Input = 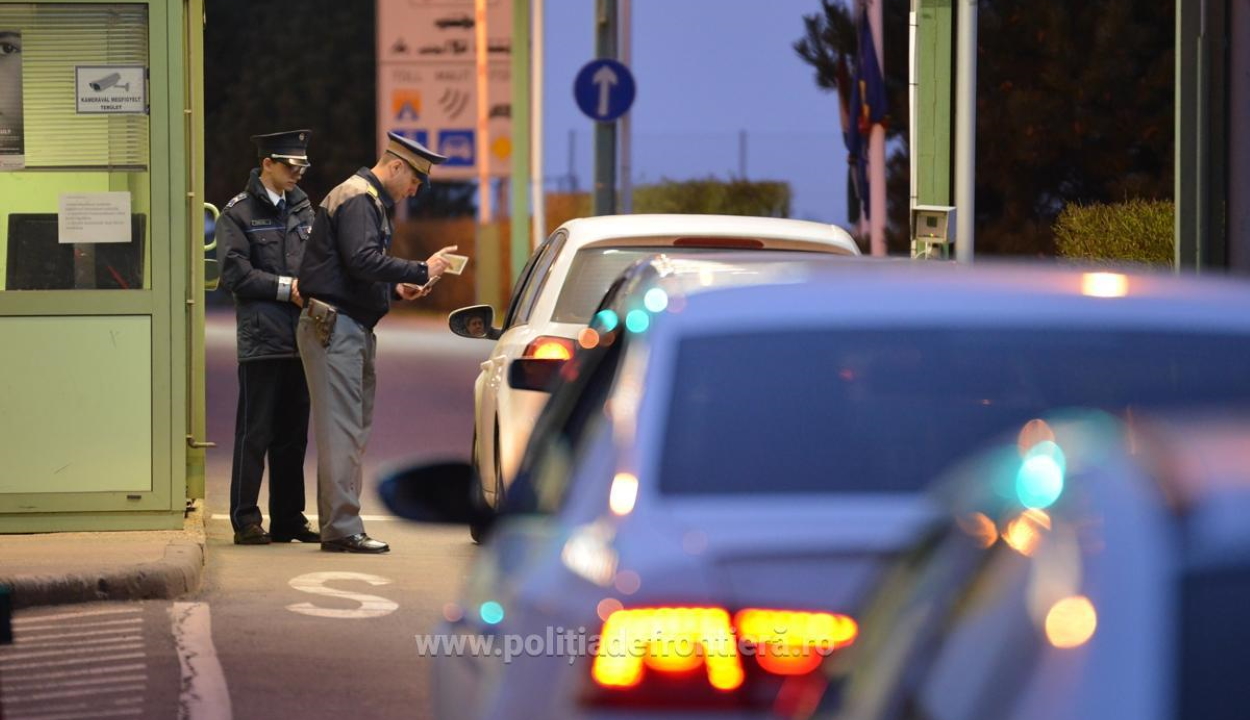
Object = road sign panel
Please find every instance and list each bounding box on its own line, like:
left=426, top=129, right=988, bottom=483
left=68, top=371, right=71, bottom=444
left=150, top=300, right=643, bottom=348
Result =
left=574, top=59, right=635, bottom=122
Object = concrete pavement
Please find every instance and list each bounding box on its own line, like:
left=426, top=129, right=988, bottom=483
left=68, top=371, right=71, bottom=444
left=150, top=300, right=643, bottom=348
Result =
left=0, top=500, right=206, bottom=610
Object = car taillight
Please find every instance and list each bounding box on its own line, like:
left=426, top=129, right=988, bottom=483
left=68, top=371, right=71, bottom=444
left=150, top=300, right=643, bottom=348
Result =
left=587, top=605, right=857, bottom=709
left=522, top=335, right=574, bottom=360
left=735, top=609, right=858, bottom=675
left=671, top=236, right=766, bottom=249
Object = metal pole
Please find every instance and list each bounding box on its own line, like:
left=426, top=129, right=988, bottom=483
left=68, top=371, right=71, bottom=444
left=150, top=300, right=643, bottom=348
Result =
left=868, top=0, right=887, bottom=256
left=1230, top=0, right=1250, bottom=272
left=531, top=0, right=546, bottom=247
left=593, top=0, right=618, bottom=216
left=738, top=130, right=747, bottom=178
left=510, top=0, right=532, bottom=279
left=954, top=0, right=976, bottom=263
left=475, top=0, right=492, bottom=223
left=620, top=0, right=633, bottom=213
left=568, top=129, right=577, bottom=191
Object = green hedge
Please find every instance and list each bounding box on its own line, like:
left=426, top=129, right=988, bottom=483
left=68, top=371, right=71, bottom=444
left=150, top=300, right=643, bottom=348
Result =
left=633, top=177, right=792, bottom=217
left=1053, top=199, right=1174, bottom=265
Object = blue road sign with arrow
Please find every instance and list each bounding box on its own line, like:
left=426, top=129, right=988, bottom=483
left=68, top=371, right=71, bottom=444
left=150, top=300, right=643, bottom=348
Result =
left=574, top=59, right=636, bottom=122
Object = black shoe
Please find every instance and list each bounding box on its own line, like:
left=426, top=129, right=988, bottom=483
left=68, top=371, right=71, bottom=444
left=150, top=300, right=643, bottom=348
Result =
left=271, top=523, right=320, bottom=543
left=233, top=523, right=272, bottom=545
left=320, top=533, right=390, bottom=554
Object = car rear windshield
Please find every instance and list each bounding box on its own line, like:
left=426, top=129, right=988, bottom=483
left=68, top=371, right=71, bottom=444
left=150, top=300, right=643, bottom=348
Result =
left=552, top=246, right=785, bottom=324
left=660, top=328, right=1250, bottom=495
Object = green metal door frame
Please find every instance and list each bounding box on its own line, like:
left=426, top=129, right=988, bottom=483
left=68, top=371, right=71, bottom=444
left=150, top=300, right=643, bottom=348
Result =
left=0, top=0, right=202, bottom=531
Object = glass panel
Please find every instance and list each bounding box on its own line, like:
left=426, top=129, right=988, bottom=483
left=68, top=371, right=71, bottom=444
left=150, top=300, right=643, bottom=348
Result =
left=660, top=329, right=1250, bottom=495
left=0, top=3, right=151, bottom=291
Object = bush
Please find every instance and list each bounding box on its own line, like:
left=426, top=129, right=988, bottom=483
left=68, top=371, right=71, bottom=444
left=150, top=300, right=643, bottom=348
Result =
left=633, top=178, right=792, bottom=217
left=1053, top=199, right=1174, bottom=265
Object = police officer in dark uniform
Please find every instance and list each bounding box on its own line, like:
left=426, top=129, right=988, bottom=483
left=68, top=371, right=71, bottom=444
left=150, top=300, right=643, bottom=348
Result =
left=217, top=129, right=320, bottom=545
left=297, top=132, right=455, bottom=553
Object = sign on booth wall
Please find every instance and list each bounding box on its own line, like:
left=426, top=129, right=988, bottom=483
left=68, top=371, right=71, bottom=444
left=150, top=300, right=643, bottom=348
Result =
left=75, top=66, right=147, bottom=114
left=375, top=0, right=512, bottom=180
left=0, top=28, right=24, bottom=170
left=58, top=192, right=131, bottom=244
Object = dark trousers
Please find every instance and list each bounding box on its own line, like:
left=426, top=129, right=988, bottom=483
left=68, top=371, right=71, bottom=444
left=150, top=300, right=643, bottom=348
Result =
left=229, top=358, right=311, bottom=533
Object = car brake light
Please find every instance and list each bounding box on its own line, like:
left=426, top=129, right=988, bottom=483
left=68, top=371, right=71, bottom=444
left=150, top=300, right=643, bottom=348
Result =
left=522, top=335, right=574, bottom=360
left=592, top=607, right=744, bottom=691
left=734, top=609, right=858, bottom=675
left=588, top=605, right=857, bottom=707
left=671, top=236, right=766, bottom=249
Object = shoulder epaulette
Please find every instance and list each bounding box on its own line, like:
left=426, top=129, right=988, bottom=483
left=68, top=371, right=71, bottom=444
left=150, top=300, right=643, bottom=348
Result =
left=364, top=184, right=379, bottom=199
left=224, top=192, right=248, bottom=210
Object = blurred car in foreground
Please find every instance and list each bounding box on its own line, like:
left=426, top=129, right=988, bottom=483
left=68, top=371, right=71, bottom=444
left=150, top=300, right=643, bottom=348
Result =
left=797, top=410, right=1250, bottom=720
left=384, top=263, right=1250, bottom=720
left=446, top=214, right=859, bottom=540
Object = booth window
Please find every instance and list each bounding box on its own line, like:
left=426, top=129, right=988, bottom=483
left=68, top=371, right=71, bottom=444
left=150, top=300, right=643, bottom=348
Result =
left=0, top=3, right=151, bottom=291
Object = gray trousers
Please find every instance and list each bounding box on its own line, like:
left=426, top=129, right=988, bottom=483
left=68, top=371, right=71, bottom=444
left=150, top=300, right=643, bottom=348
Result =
left=296, top=307, right=376, bottom=541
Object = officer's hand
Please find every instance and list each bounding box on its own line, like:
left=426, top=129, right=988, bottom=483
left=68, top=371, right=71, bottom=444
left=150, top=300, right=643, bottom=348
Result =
left=290, top=278, right=304, bottom=307
left=426, top=245, right=459, bottom=278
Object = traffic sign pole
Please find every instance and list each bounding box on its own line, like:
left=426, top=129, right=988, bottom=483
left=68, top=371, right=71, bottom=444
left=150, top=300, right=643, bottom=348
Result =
left=593, top=0, right=618, bottom=216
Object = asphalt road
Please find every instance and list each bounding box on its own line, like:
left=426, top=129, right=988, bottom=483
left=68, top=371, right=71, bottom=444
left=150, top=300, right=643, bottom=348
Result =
left=196, top=308, right=491, bottom=719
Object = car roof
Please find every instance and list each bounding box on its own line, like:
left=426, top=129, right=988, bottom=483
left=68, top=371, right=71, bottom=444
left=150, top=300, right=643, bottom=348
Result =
left=553, top=213, right=861, bottom=255
left=647, top=260, right=1250, bottom=335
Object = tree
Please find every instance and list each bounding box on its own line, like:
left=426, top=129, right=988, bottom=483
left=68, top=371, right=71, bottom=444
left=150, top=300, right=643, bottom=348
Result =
left=205, top=0, right=378, bottom=208
left=794, top=0, right=1174, bottom=256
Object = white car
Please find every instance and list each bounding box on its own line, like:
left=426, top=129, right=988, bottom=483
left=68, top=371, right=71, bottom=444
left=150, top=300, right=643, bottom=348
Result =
left=385, top=262, right=1250, bottom=719
left=447, top=214, right=859, bottom=541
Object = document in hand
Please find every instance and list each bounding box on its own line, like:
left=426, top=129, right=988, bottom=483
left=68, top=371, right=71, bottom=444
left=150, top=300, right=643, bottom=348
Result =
left=440, top=253, right=469, bottom=275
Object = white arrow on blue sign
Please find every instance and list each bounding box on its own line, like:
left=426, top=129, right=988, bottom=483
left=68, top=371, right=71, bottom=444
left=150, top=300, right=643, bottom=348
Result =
left=574, top=59, right=636, bottom=122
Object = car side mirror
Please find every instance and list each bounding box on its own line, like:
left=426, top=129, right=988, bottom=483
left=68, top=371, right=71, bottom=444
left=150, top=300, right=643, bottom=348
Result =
left=377, top=460, right=495, bottom=527
left=449, top=305, right=501, bottom=340
left=508, top=358, right=564, bottom=392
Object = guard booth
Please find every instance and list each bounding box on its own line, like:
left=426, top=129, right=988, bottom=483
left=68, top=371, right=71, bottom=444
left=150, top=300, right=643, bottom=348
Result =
left=0, top=0, right=210, bottom=531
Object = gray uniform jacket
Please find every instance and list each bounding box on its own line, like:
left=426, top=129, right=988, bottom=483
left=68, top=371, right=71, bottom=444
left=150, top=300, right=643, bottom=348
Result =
left=298, top=168, right=430, bottom=329
left=217, top=169, right=314, bottom=361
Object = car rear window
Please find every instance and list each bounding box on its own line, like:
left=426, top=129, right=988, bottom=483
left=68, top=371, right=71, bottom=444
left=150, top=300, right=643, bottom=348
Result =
left=660, top=328, right=1250, bottom=495
left=551, top=248, right=663, bottom=324
left=551, top=246, right=785, bottom=324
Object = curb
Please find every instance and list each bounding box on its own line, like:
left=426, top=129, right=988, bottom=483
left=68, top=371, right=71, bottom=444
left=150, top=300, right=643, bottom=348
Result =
left=0, top=502, right=207, bottom=610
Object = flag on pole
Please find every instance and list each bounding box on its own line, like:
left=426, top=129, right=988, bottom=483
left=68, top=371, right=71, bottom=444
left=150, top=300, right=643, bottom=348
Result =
left=835, top=55, right=862, bottom=225
left=846, top=2, right=887, bottom=220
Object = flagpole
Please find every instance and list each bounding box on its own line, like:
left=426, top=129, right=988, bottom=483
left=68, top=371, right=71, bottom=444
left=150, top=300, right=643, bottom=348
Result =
left=867, top=0, right=887, bottom=256
left=955, top=0, right=977, bottom=263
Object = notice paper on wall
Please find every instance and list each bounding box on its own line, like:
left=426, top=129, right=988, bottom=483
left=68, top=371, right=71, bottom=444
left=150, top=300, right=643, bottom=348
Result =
left=0, top=28, right=24, bottom=170
left=59, top=192, right=132, bottom=243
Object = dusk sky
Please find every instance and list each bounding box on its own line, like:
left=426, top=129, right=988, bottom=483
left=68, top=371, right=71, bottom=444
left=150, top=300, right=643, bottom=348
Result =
left=542, top=0, right=851, bottom=226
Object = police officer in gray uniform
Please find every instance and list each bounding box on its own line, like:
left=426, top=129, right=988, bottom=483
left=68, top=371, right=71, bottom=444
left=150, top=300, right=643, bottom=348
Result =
left=217, top=129, right=320, bottom=546
left=297, top=132, right=455, bottom=553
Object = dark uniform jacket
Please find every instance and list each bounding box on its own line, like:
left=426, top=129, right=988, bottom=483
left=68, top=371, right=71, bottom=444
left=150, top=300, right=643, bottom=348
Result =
left=217, top=169, right=314, bottom=361
left=298, top=168, right=430, bottom=329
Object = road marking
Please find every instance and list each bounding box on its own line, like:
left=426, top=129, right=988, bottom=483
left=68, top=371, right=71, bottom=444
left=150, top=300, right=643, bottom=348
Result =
left=2, top=663, right=148, bottom=683
left=0, top=652, right=147, bottom=671
left=18, top=631, right=144, bottom=646
left=14, top=618, right=143, bottom=633
left=287, top=572, right=399, bottom=619
left=209, top=513, right=397, bottom=523
left=8, top=705, right=143, bottom=720
left=4, top=674, right=148, bottom=693
left=6, top=683, right=147, bottom=703
left=0, top=641, right=144, bottom=661
left=13, top=607, right=142, bottom=624
left=171, top=602, right=232, bottom=720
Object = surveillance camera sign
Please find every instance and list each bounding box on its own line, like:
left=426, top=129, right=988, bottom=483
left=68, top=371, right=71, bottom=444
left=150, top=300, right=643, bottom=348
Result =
left=75, top=66, right=147, bottom=114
